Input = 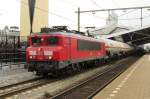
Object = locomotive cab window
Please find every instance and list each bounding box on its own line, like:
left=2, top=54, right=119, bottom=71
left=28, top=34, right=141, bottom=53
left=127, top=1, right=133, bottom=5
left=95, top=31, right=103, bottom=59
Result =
left=47, top=37, right=59, bottom=45
left=31, top=37, right=42, bottom=45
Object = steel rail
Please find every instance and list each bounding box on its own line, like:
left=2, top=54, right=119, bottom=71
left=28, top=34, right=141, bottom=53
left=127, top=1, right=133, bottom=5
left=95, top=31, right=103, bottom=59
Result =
left=0, top=77, right=53, bottom=98
left=51, top=57, right=139, bottom=99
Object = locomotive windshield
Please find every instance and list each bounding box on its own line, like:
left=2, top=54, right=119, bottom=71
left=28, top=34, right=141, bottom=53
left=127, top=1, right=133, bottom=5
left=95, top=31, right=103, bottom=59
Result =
left=47, top=36, right=58, bottom=45
left=31, top=37, right=42, bottom=45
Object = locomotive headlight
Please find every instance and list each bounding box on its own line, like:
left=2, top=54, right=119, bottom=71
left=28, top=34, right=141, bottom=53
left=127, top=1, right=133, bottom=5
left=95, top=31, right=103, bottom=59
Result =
left=44, top=51, right=53, bottom=60
left=29, top=51, right=36, bottom=55
left=29, top=56, right=33, bottom=59
left=45, top=55, right=52, bottom=60
left=48, top=56, right=52, bottom=59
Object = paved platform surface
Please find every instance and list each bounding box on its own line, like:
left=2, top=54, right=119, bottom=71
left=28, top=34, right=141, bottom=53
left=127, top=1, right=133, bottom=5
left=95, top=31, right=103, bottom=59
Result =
left=93, top=54, right=150, bottom=99
left=0, top=64, right=37, bottom=87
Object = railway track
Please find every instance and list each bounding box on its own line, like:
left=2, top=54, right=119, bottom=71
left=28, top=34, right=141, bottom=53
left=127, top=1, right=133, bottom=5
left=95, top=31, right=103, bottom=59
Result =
left=0, top=77, right=56, bottom=98
left=51, top=56, right=139, bottom=99
left=0, top=56, right=139, bottom=99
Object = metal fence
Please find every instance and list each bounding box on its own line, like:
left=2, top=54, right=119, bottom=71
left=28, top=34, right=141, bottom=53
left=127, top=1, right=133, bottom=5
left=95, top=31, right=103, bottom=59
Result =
left=0, top=36, right=27, bottom=70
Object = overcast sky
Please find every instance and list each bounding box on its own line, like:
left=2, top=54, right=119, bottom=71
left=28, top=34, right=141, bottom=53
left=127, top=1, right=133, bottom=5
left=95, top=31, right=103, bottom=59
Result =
left=0, top=0, right=150, bottom=30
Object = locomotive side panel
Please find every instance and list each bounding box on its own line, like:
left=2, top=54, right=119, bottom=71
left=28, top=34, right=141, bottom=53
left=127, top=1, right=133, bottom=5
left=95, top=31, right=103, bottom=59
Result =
left=69, top=37, right=105, bottom=63
left=26, top=32, right=107, bottom=76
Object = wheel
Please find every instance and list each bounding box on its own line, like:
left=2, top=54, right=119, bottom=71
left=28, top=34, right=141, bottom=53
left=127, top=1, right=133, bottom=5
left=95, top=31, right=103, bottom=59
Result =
left=42, top=72, right=48, bottom=77
left=36, top=71, right=41, bottom=76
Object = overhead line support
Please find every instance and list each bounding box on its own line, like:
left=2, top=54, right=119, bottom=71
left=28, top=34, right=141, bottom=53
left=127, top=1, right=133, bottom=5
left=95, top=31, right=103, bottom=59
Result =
left=75, top=6, right=150, bottom=13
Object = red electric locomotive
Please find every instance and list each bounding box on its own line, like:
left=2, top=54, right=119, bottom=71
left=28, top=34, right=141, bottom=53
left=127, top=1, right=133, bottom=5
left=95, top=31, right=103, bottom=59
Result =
left=26, top=26, right=106, bottom=76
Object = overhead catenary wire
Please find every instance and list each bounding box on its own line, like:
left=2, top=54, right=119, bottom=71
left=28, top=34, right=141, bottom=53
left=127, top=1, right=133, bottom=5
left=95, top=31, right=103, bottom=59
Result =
left=59, top=0, right=107, bottom=20
left=17, top=0, right=150, bottom=28
left=57, top=0, right=148, bottom=23
left=57, top=0, right=80, bottom=8
left=87, top=0, right=112, bottom=20
left=56, top=0, right=108, bottom=29
left=19, top=0, right=96, bottom=28
left=118, top=9, right=138, bottom=17
left=89, top=0, right=120, bottom=21
left=90, top=0, right=103, bottom=9
left=111, top=0, right=120, bottom=8
left=83, top=13, right=106, bottom=20
left=119, top=17, right=141, bottom=20
left=59, top=1, right=150, bottom=27
left=19, top=0, right=76, bottom=23
left=119, top=13, right=150, bottom=20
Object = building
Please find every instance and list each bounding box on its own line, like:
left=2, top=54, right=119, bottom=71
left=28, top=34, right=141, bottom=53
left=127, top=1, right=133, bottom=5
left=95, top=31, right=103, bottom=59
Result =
left=0, top=26, right=19, bottom=36
left=20, top=0, right=49, bottom=36
left=89, top=11, right=132, bottom=36
left=88, top=11, right=133, bottom=42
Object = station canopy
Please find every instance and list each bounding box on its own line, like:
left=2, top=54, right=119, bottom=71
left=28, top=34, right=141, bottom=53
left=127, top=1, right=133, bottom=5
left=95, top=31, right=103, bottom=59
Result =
left=100, top=26, right=150, bottom=46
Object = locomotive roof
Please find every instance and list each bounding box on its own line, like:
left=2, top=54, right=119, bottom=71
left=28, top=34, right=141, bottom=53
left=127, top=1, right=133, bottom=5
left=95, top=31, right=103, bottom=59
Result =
left=30, top=32, right=102, bottom=43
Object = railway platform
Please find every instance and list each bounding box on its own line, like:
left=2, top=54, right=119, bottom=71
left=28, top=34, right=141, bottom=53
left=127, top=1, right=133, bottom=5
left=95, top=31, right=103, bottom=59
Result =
left=93, top=54, right=150, bottom=99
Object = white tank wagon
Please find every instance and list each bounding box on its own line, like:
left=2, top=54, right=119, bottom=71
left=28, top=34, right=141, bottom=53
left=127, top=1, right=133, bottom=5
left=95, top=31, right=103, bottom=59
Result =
left=97, top=38, right=134, bottom=58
